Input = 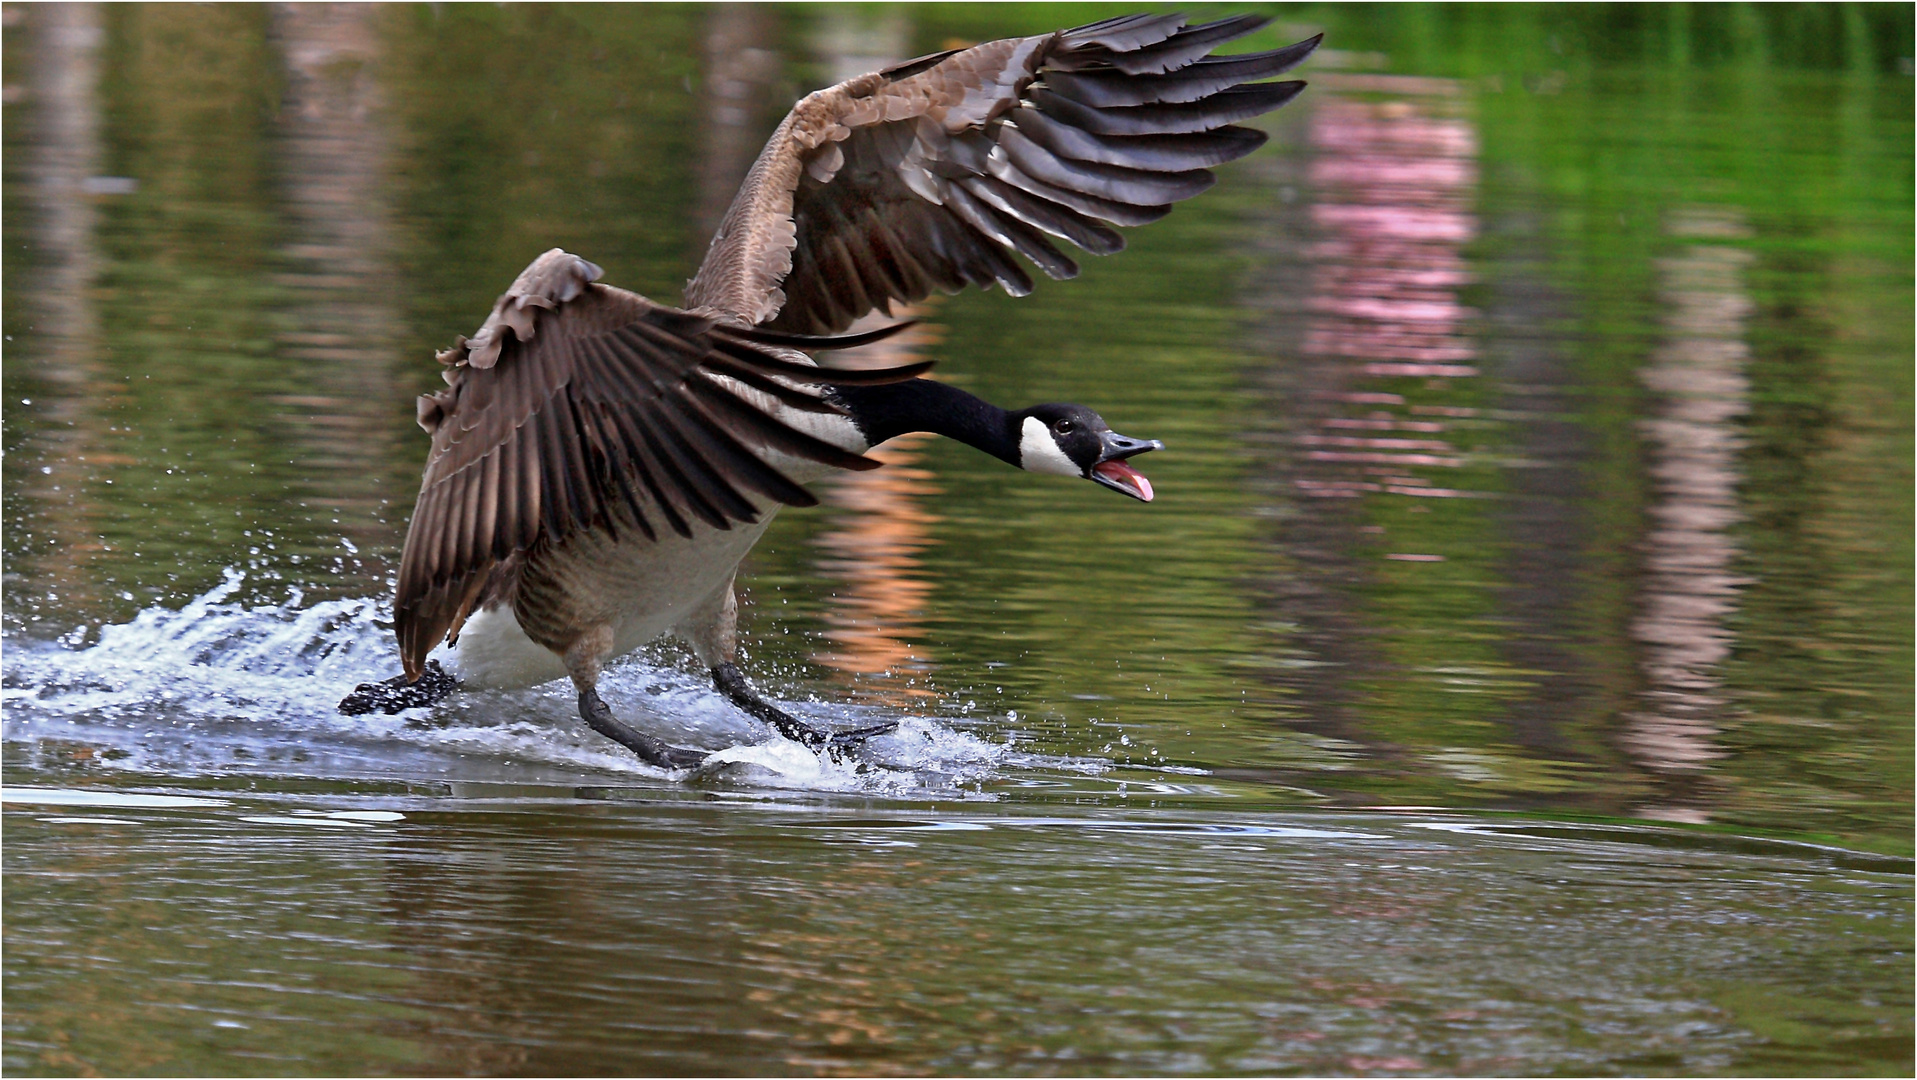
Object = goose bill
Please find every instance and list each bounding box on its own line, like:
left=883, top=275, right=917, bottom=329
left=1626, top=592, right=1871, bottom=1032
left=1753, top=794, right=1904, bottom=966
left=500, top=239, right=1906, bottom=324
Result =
left=1092, top=459, right=1155, bottom=502
left=1091, top=430, right=1162, bottom=502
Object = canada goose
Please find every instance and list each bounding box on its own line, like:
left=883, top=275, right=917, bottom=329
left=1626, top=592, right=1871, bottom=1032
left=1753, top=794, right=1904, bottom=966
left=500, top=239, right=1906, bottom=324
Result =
left=340, top=14, right=1320, bottom=768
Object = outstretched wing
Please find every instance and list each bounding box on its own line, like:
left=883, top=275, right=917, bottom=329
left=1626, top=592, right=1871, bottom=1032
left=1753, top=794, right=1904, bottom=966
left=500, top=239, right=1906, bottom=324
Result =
left=395, top=249, right=928, bottom=678
left=685, top=14, right=1320, bottom=335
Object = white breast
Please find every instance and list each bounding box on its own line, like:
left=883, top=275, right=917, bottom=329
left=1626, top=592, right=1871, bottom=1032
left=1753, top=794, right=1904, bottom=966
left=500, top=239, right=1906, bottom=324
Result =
left=445, top=509, right=778, bottom=690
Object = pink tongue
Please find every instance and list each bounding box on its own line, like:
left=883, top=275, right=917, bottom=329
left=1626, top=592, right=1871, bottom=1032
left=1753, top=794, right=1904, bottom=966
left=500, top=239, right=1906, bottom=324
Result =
left=1093, top=460, right=1155, bottom=502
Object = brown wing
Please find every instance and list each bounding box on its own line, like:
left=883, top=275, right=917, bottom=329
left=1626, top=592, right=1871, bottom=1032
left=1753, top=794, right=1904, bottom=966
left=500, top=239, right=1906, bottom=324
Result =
left=395, top=249, right=928, bottom=678
left=684, top=14, right=1321, bottom=335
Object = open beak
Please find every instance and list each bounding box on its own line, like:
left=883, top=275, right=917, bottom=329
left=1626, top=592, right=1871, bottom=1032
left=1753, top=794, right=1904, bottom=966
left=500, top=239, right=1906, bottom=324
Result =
left=1089, top=430, right=1163, bottom=502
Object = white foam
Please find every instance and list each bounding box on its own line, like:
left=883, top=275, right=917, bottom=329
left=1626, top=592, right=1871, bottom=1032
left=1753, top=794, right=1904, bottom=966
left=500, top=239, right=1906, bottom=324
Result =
left=1, top=572, right=1069, bottom=797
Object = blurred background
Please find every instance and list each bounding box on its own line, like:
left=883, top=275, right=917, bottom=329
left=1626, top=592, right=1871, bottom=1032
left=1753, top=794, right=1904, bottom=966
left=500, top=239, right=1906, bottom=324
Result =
left=1, top=5, right=1910, bottom=1074
left=6, top=0, right=1908, bottom=842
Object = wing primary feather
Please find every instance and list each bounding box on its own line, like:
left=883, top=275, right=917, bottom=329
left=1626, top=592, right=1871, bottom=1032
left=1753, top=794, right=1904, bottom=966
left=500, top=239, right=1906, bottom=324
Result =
left=594, top=407, right=659, bottom=541
left=551, top=392, right=602, bottom=531
left=987, top=154, right=1173, bottom=226
left=617, top=320, right=707, bottom=369
left=1044, top=39, right=1321, bottom=108
left=492, top=437, right=520, bottom=557
left=533, top=397, right=574, bottom=537
left=726, top=317, right=921, bottom=352
left=806, top=192, right=894, bottom=322
left=706, top=336, right=933, bottom=385
left=846, top=225, right=909, bottom=319
left=700, top=349, right=850, bottom=412
left=861, top=211, right=934, bottom=299
left=450, top=470, right=475, bottom=576
left=794, top=241, right=855, bottom=329
left=959, top=173, right=1125, bottom=254
left=633, top=400, right=740, bottom=530
left=902, top=211, right=981, bottom=295
left=675, top=396, right=822, bottom=508
left=943, top=181, right=1080, bottom=280
left=398, top=609, right=428, bottom=680
left=456, top=466, right=482, bottom=577
left=1032, top=83, right=1306, bottom=138
left=537, top=395, right=578, bottom=536
left=817, top=228, right=876, bottom=322
left=571, top=334, right=650, bottom=406
left=1102, top=15, right=1271, bottom=75
left=508, top=421, right=539, bottom=551
left=794, top=358, right=935, bottom=385
left=880, top=47, right=961, bottom=80
left=941, top=213, right=1035, bottom=295
left=778, top=251, right=835, bottom=335
left=398, top=491, right=433, bottom=605
left=998, top=125, right=1216, bottom=205
left=886, top=209, right=966, bottom=295
left=697, top=385, right=887, bottom=472
left=637, top=303, right=715, bottom=341
left=1058, top=13, right=1187, bottom=53
left=475, top=446, right=501, bottom=563
left=664, top=409, right=780, bottom=520
left=618, top=414, right=694, bottom=539
left=517, top=425, right=543, bottom=546
left=1013, top=108, right=1267, bottom=171
left=579, top=402, right=622, bottom=544
left=434, top=475, right=462, bottom=593
left=648, top=402, right=760, bottom=523
left=444, top=575, right=487, bottom=647
left=705, top=335, right=926, bottom=385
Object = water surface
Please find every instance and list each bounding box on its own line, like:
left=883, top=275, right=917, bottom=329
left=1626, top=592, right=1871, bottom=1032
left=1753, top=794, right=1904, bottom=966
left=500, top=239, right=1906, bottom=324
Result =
left=3, top=4, right=1911, bottom=1075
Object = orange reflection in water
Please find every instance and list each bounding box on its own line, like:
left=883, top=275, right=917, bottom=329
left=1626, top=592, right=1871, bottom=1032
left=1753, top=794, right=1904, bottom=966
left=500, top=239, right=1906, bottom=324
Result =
left=1292, top=85, right=1482, bottom=505
left=16, top=3, right=111, bottom=611
left=270, top=2, right=409, bottom=565
left=810, top=319, right=943, bottom=700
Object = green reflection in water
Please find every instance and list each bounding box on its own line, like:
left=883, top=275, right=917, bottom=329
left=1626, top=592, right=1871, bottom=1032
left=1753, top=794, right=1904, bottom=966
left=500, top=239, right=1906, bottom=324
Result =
left=4, top=3, right=1910, bottom=848
left=0, top=0, right=1909, bottom=920
left=2, top=796, right=1910, bottom=1076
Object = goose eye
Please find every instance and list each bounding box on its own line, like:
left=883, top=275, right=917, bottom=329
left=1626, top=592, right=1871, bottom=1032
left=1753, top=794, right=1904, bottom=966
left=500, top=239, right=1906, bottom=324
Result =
left=1054, top=419, right=1075, bottom=435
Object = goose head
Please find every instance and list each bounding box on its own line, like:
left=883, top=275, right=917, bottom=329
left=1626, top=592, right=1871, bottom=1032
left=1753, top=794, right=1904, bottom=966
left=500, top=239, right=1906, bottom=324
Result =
left=1014, top=404, right=1163, bottom=502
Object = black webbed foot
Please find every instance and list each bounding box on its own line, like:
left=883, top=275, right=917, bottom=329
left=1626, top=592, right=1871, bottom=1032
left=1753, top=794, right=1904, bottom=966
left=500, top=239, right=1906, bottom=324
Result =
left=339, top=660, right=457, bottom=715
left=711, top=662, right=899, bottom=749
left=578, top=686, right=711, bottom=770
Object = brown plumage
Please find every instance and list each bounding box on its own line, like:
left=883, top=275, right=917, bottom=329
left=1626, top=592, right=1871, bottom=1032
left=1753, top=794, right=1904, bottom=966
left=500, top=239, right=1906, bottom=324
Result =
left=687, top=13, right=1318, bottom=333
left=345, top=13, right=1320, bottom=768
left=392, top=251, right=926, bottom=681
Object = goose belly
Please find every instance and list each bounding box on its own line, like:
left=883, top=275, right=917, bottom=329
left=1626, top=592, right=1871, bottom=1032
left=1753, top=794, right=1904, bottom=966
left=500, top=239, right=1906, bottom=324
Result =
left=443, top=513, right=778, bottom=690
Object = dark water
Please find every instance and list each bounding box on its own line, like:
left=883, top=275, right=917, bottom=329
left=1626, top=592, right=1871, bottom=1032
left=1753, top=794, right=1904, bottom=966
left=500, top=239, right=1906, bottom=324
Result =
left=3, top=4, right=1911, bottom=1075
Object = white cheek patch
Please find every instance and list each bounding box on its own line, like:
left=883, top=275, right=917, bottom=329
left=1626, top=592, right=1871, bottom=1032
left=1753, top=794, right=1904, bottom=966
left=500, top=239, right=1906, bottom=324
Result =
left=1019, top=416, right=1082, bottom=477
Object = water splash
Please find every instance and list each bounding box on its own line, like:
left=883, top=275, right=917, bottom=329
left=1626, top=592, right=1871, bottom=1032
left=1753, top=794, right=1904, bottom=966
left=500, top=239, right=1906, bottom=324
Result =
left=1, top=570, right=1027, bottom=794
left=5, top=568, right=388, bottom=721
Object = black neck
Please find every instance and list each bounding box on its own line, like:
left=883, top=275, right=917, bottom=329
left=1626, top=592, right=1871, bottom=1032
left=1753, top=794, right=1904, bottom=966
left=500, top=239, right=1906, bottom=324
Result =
left=832, top=378, right=1020, bottom=465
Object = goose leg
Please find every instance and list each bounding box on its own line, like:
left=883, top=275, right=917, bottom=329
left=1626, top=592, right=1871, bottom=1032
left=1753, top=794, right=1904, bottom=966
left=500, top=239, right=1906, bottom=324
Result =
left=565, top=628, right=708, bottom=770
left=678, top=580, right=897, bottom=748
left=340, top=660, right=457, bottom=715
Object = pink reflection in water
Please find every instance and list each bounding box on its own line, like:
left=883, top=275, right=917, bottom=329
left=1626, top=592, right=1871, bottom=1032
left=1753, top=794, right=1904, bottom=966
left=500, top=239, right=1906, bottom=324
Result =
left=1295, top=88, right=1482, bottom=503
left=1623, top=209, right=1755, bottom=791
